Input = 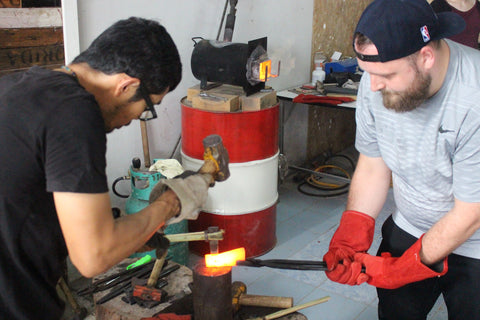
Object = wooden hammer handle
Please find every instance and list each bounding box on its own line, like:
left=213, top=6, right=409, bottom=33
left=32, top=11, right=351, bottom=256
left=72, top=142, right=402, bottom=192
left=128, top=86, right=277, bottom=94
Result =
left=239, top=294, right=293, bottom=309
left=146, top=250, right=168, bottom=288
left=262, top=296, right=330, bottom=320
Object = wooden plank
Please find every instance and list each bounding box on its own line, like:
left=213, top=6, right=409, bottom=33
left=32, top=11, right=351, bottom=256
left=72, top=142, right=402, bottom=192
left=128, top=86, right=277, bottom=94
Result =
left=0, top=8, right=62, bottom=28
left=187, top=83, right=244, bottom=101
left=187, top=84, right=277, bottom=111
left=189, top=84, right=242, bottom=112
left=0, top=27, right=63, bottom=48
left=0, top=63, right=62, bottom=77
left=191, top=93, right=240, bottom=112
left=311, top=0, right=372, bottom=69
left=241, top=90, right=278, bottom=111
left=0, top=0, right=21, bottom=8
left=0, top=44, right=64, bottom=70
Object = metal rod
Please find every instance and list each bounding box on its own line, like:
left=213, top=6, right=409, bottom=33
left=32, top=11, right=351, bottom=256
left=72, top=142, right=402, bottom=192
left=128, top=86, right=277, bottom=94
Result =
left=169, top=135, right=181, bottom=159
left=164, top=230, right=224, bottom=243
left=216, top=0, right=229, bottom=41
left=289, top=165, right=351, bottom=184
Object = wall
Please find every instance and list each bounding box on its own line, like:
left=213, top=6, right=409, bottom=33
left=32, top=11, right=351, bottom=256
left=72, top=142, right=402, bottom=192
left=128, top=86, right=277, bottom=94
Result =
left=311, top=0, right=371, bottom=63
left=0, top=5, right=64, bottom=76
left=304, top=0, right=371, bottom=165
left=66, top=0, right=315, bottom=208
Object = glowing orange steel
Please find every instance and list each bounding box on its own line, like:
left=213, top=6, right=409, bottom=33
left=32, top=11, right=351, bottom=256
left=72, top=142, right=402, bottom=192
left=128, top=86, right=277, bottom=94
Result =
left=259, top=60, right=272, bottom=82
left=205, top=247, right=246, bottom=267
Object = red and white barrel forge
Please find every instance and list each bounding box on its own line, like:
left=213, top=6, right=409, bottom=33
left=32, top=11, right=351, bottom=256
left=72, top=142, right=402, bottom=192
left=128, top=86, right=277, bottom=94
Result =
left=181, top=98, right=279, bottom=258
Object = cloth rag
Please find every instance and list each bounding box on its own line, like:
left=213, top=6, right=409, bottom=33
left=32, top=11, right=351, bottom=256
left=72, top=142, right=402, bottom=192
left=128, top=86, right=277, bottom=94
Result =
left=292, top=94, right=355, bottom=105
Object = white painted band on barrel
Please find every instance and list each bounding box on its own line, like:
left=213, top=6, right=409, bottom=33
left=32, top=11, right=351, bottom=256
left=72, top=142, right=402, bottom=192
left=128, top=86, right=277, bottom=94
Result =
left=181, top=151, right=279, bottom=215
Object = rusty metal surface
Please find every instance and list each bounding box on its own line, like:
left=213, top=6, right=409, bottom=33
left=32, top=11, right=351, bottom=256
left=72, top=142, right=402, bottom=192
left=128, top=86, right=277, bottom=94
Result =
left=193, top=265, right=233, bottom=320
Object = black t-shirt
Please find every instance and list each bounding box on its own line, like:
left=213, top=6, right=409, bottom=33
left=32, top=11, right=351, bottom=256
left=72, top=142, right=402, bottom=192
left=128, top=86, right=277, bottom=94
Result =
left=0, top=67, right=108, bottom=319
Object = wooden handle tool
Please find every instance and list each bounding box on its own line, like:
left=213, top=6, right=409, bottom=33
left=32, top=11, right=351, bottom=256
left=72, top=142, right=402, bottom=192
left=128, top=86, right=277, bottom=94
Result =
left=250, top=296, right=331, bottom=320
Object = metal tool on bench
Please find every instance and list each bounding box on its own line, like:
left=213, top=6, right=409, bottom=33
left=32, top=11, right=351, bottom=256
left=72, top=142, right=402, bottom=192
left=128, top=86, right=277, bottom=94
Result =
left=77, top=260, right=156, bottom=297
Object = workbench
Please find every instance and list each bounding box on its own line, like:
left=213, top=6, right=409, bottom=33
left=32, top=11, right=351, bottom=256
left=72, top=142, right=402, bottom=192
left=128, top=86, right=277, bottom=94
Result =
left=277, top=87, right=357, bottom=181
left=93, top=259, right=192, bottom=320
left=90, top=258, right=312, bottom=319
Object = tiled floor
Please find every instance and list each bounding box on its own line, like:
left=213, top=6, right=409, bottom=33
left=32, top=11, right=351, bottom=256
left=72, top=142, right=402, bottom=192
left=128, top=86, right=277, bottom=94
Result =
left=223, top=175, right=449, bottom=320
left=63, top=175, right=449, bottom=319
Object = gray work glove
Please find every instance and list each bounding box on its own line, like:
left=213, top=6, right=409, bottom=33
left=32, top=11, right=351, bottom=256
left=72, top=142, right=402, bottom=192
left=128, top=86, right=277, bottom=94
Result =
left=149, top=172, right=212, bottom=225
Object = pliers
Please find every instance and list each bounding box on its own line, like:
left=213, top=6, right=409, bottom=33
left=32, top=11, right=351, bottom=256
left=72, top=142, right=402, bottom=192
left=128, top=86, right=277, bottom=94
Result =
left=238, top=258, right=366, bottom=272
left=237, top=258, right=329, bottom=271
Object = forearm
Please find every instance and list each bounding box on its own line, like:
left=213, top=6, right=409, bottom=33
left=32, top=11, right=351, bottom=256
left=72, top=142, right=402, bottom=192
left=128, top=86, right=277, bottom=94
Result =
left=55, top=190, right=179, bottom=277
left=420, top=199, right=480, bottom=265
left=346, top=153, right=392, bottom=219
left=102, top=198, right=176, bottom=265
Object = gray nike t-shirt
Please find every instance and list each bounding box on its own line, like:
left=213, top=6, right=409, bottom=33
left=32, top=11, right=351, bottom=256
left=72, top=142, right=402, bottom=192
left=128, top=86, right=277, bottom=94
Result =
left=355, top=39, right=480, bottom=258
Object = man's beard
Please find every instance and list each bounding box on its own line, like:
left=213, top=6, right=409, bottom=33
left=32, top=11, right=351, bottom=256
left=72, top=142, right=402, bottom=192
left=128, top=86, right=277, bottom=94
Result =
left=381, top=67, right=432, bottom=113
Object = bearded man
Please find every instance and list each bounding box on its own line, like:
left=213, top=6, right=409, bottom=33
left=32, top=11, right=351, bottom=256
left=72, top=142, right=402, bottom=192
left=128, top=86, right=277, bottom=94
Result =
left=322, top=0, right=480, bottom=319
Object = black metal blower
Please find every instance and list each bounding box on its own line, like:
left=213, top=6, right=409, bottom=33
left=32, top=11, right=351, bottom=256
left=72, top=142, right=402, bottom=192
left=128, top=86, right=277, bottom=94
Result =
left=191, top=37, right=275, bottom=96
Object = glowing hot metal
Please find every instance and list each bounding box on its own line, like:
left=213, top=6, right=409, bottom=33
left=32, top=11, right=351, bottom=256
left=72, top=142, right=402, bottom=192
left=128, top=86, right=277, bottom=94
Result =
left=205, top=247, right=246, bottom=267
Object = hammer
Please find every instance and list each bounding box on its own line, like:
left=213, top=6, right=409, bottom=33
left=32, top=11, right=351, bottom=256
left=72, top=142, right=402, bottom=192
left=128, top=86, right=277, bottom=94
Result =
left=232, top=281, right=293, bottom=312
left=148, top=134, right=230, bottom=208
left=198, top=134, right=230, bottom=185
left=132, top=235, right=170, bottom=304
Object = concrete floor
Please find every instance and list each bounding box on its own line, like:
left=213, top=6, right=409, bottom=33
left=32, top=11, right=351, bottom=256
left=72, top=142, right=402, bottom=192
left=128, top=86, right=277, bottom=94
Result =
left=61, top=175, right=448, bottom=320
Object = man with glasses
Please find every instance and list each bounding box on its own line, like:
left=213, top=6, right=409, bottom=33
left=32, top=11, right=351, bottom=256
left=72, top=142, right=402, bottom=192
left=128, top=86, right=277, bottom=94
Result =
left=0, top=17, right=210, bottom=319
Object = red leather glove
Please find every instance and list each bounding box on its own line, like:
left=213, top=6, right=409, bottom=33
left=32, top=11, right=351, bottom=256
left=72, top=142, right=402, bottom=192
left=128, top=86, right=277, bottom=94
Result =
left=323, top=210, right=375, bottom=283
left=325, top=257, right=369, bottom=285
left=354, top=235, right=448, bottom=289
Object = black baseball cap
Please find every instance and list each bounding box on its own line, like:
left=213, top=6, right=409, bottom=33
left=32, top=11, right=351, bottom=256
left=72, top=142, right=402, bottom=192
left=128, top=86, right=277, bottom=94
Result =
left=354, top=0, right=466, bottom=62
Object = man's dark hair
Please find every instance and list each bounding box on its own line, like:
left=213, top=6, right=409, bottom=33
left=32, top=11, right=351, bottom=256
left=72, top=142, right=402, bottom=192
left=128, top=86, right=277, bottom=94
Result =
left=72, top=17, right=182, bottom=98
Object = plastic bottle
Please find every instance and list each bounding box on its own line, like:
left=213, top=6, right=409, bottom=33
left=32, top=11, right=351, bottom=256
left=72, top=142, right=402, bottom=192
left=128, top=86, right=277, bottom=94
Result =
left=312, top=65, right=326, bottom=85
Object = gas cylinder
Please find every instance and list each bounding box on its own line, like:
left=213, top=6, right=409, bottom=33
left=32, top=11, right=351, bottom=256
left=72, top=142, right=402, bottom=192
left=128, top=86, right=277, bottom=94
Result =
left=113, top=158, right=188, bottom=265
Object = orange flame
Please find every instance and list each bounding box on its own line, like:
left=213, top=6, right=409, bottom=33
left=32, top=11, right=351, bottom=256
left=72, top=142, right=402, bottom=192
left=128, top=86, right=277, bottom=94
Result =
left=259, top=60, right=272, bottom=82
left=205, top=248, right=246, bottom=267
left=259, top=60, right=279, bottom=82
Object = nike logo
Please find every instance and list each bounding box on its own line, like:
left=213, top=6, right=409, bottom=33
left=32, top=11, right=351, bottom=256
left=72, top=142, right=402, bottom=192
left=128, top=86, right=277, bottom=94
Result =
left=439, top=125, right=454, bottom=134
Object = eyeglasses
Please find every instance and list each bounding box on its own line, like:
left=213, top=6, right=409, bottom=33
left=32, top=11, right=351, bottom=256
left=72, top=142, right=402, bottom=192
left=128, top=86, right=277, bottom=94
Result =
left=139, top=85, right=158, bottom=121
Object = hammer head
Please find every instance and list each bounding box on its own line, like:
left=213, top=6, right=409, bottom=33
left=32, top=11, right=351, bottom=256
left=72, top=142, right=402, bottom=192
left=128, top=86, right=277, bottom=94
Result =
left=200, top=134, right=230, bottom=182
left=231, top=281, right=247, bottom=311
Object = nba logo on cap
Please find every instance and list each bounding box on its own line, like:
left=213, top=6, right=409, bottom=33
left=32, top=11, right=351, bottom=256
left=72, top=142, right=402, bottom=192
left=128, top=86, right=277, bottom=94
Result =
left=420, top=25, right=430, bottom=42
